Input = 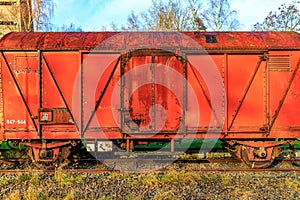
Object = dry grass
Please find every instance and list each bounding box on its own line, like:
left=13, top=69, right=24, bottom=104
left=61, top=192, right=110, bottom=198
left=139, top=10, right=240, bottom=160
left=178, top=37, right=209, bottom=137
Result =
left=284, top=177, right=300, bottom=189
left=153, top=189, right=176, bottom=200
left=139, top=168, right=204, bottom=187
left=63, top=190, right=76, bottom=200
left=5, top=190, right=21, bottom=200
left=125, top=193, right=141, bottom=200
left=221, top=174, right=232, bottom=185
left=141, top=173, right=161, bottom=187
left=55, top=170, right=82, bottom=185
left=1, top=167, right=298, bottom=199
left=238, top=190, right=255, bottom=200
left=5, top=186, right=51, bottom=200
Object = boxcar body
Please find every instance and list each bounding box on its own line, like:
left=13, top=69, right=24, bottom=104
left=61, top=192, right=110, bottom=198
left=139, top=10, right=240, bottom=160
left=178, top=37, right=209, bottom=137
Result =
left=0, top=32, right=299, bottom=168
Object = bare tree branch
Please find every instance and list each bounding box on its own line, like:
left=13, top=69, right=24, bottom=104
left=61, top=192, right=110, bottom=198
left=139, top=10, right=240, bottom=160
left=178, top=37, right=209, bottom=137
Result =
left=253, top=1, right=300, bottom=31
left=0, top=0, right=55, bottom=35
left=112, top=0, right=206, bottom=31
left=202, top=0, right=241, bottom=31
left=32, top=0, right=55, bottom=31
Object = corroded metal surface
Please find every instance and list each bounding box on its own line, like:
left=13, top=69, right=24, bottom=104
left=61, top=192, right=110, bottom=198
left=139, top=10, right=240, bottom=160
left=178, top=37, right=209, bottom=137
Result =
left=0, top=31, right=300, bottom=169
left=0, top=32, right=300, bottom=50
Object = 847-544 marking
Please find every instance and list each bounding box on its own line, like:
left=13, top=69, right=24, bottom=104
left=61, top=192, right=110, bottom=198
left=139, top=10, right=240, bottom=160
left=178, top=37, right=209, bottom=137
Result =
left=6, top=119, right=26, bottom=125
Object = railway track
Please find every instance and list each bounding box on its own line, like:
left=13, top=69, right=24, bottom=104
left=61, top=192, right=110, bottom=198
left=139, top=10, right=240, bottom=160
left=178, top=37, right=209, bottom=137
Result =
left=0, top=157, right=300, bottom=174
left=1, top=148, right=299, bottom=169
left=1, top=167, right=300, bottom=174
left=1, top=156, right=299, bottom=165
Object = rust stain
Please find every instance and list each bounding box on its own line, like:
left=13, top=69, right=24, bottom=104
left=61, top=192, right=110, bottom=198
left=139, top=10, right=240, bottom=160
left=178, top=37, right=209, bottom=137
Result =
left=0, top=32, right=299, bottom=51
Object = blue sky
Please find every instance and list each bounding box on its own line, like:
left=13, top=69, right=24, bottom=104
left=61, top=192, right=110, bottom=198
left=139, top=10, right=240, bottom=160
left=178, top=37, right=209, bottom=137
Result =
left=52, top=0, right=296, bottom=31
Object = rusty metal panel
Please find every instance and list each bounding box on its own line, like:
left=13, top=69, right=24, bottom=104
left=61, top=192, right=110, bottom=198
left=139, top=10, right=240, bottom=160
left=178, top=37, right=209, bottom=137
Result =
left=226, top=54, right=266, bottom=132
left=15, top=55, right=38, bottom=72
left=40, top=51, right=80, bottom=138
left=186, top=54, right=224, bottom=130
left=81, top=52, right=121, bottom=132
left=42, top=52, right=80, bottom=110
left=0, top=32, right=300, bottom=142
left=1, top=52, right=39, bottom=131
left=1, top=32, right=300, bottom=51
left=122, top=55, right=183, bottom=133
left=268, top=51, right=300, bottom=129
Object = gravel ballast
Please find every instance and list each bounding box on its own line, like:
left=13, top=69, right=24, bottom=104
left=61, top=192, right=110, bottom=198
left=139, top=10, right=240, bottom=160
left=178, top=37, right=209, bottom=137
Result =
left=0, top=169, right=299, bottom=200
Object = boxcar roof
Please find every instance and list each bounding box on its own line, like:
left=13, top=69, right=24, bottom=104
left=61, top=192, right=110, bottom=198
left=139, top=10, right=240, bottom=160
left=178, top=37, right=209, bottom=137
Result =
left=0, top=31, right=299, bottom=51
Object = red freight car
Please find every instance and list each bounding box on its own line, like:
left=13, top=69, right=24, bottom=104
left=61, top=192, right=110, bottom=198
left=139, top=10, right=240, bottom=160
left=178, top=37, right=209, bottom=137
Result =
left=0, top=32, right=299, bottom=168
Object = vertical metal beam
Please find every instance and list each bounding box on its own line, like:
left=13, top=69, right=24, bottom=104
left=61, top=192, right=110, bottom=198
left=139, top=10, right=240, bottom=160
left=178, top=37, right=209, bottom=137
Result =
left=170, top=138, right=175, bottom=152
left=120, top=53, right=132, bottom=135
left=172, top=53, right=187, bottom=134
left=80, top=52, right=84, bottom=136
left=38, top=50, right=42, bottom=138
left=126, top=138, right=134, bottom=152
left=151, top=56, right=155, bottom=131
left=224, top=53, right=228, bottom=134
left=262, top=56, right=270, bottom=131
left=181, top=55, right=187, bottom=134
left=120, top=55, right=125, bottom=134
left=0, top=51, right=4, bottom=137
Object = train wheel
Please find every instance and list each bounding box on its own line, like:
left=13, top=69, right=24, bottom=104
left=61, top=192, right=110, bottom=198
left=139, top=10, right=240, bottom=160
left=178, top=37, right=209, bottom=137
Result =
left=240, top=145, right=280, bottom=169
left=27, top=147, right=54, bottom=169
left=27, top=146, right=71, bottom=170
left=223, top=142, right=242, bottom=160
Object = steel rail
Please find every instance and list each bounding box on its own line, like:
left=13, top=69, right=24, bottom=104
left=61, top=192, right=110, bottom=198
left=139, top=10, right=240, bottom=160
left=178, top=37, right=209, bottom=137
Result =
left=0, top=167, right=300, bottom=174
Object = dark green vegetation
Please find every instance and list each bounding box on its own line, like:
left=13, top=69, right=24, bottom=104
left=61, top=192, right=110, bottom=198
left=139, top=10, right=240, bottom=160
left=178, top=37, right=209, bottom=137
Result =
left=1, top=139, right=299, bottom=160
